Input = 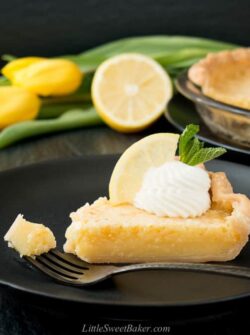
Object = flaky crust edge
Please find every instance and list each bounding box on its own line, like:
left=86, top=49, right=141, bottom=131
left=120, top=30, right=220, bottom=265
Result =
left=210, top=171, right=250, bottom=237
left=188, top=48, right=250, bottom=87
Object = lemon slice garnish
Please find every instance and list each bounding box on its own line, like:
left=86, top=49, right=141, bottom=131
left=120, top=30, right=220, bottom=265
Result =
left=109, top=133, right=179, bottom=204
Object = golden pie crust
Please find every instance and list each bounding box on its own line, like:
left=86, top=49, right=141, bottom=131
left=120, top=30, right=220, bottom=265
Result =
left=64, top=172, right=250, bottom=263
left=188, top=48, right=250, bottom=109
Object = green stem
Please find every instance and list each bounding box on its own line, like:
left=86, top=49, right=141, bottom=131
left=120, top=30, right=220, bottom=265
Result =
left=41, top=94, right=91, bottom=106
left=0, top=108, right=103, bottom=149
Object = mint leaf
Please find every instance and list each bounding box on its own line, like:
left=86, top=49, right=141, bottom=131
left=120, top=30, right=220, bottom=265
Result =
left=178, top=124, right=226, bottom=165
left=187, top=147, right=227, bottom=166
left=184, top=137, right=202, bottom=163
left=178, top=124, right=199, bottom=162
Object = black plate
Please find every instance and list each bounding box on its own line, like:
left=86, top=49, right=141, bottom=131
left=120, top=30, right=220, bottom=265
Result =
left=165, top=95, right=250, bottom=155
left=0, top=155, right=250, bottom=307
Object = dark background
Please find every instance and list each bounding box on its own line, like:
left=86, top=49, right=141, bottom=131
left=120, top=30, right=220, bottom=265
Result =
left=0, top=1, right=249, bottom=334
left=0, top=0, right=248, bottom=59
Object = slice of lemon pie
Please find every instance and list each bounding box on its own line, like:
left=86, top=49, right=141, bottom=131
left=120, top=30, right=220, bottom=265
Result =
left=64, top=125, right=250, bottom=263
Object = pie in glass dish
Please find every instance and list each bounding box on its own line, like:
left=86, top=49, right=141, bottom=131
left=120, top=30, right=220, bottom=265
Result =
left=188, top=48, right=250, bottom=110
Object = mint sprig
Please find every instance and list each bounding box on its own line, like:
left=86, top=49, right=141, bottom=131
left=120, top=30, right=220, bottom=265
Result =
left=179, top=124, right=226, bottom=165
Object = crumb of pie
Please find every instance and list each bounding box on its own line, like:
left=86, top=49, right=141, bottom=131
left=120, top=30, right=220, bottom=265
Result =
left=4, top=214, right=56, bottom=257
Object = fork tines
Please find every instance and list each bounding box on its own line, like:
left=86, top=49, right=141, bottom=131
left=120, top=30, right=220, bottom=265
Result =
left=25, top=249, right=89, bottom=284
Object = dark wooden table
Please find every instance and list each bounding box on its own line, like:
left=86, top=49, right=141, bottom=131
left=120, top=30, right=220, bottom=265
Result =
left=0, top=116, right=248, bottom=172
left=0, top=119, right=170, bottom=172
left=0, top=117, right=249, bottom=335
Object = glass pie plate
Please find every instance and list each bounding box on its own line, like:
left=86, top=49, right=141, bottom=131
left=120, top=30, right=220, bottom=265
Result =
left=175, top=71, right=250, bottom=148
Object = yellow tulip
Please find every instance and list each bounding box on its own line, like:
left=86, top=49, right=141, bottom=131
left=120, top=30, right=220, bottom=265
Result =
left=0, top=86, right=40, bottom=128
left=2, top=58, right=83, bottom=97
left=2, top=57, right=45, bottom=80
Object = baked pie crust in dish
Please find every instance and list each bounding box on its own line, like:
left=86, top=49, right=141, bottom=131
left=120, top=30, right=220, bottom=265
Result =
left=188, top=48, right=250, bottom=110
left=64, top=172, right=250, bottom=263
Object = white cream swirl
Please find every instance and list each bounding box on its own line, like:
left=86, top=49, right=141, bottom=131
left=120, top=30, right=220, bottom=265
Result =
left=134, top=161, right=211, bottom=218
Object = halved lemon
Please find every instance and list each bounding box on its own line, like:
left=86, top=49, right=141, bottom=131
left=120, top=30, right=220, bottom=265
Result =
left=91, top=53, right=173, bottom=132
left=109, top=133, right=179, bottom=204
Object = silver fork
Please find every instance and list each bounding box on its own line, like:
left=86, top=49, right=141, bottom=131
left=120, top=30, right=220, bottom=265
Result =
left=25, top=249, right=250, bottom=286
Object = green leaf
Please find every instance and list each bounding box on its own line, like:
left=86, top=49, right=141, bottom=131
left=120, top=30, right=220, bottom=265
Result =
left=0, top=108, right=103, bottom=149
left=62, top=36, right=238, bottom=73
left=184, top=137, right=202, bottom=163
left=187, top=147, right=227, bottom=166
left=0, top=76, right=10, bottom=86
left=178, top=124, right=226, bottom=165
left=38, top=102, right=92, bottom=119
left=1, top=54, right=16, bottom=62
left=179, top=124, right=199, bottom=159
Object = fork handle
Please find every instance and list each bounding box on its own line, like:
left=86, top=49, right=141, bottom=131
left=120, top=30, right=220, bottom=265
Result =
left=113, top=262, right=250, bottom=279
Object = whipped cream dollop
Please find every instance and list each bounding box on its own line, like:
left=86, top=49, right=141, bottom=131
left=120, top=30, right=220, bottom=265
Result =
left=134, top=160, right=211, bottom=218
